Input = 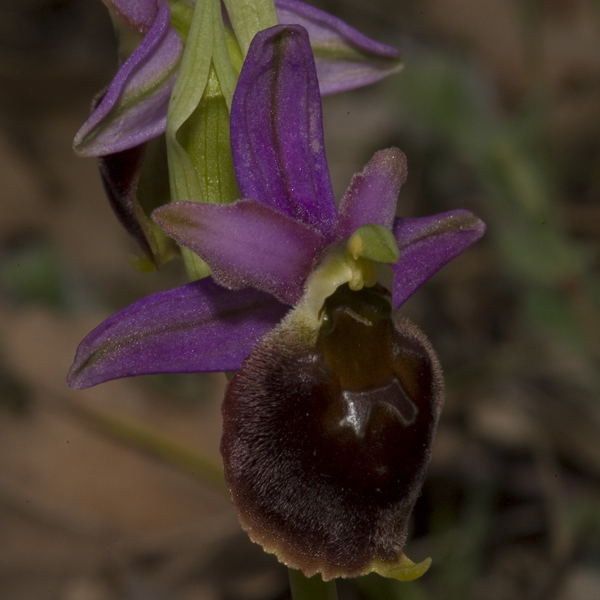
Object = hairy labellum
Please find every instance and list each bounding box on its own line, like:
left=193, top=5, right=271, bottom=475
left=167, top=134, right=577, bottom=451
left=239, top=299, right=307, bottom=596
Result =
left=221, top=284, right=444, bottom=580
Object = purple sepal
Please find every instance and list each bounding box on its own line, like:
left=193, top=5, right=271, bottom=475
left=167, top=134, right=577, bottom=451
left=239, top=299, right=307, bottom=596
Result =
left=334, top=148, right=407, bottom=241
left=106, top=0, right=159, bottom=32
left=392, top=210, right=486, bottom=308
left=68, top=279, right=289, bottom=390
left=230, top=25, right=337, bottom=239
left=153, top=200, right=325, bottom=305
left=275, top=0, right=402, bottom=95
left=98, top=143, right=159, bottom=265
left=73, top=2, right=182, bottom=157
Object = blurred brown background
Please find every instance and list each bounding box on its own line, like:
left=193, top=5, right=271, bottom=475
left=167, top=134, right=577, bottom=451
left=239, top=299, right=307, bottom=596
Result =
left=1, top=0, right=600, bottom=599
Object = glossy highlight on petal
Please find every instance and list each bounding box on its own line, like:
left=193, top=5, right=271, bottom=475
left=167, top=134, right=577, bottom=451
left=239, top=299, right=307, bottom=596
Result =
left=221, top=284, right=444, bottom=580
left=68, top=279, right=288, bottom=389
left=230, top=25, right=338, bottom=238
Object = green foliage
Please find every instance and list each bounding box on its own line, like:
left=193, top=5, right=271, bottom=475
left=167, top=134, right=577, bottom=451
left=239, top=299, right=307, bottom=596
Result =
left=0, top=240, right=67, bottom=309
left=389, top=49, right=600, bottom=357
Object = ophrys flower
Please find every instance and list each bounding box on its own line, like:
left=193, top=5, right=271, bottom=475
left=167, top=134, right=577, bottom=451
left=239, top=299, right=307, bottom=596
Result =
left=69, top=24, right=485, bottom=582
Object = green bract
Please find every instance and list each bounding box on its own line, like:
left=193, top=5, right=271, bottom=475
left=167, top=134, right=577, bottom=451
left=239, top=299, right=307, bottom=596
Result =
left=165, top=0, right=259, bottom=278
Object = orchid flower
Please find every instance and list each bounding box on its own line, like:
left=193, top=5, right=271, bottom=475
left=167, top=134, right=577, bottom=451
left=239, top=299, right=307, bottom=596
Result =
left=74, top=0, right=403, bottom=271
left=69, top=25, right=485, bottom=581
left=74, top=0, right=402, bottom=158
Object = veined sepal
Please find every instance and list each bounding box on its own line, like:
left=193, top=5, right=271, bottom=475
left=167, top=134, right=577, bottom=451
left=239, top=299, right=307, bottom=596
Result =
left=74, top=2, right=182, bottom=157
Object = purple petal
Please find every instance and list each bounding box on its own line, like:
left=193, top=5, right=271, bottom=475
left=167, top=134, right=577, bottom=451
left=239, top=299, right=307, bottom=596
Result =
left=334, top=148, right=407, bottom=240
left=275, top=0, right=402, bottom=95
left=68, top=279, right=289, bottom=390
left=230, top=25, right=337, bottom=238
left=98, top=143, right=159, bottom=264
left=73, top=2, right=181, bottom=157
left=392, top=210, right=486, bottom=308
left=107, top=0, right=159, bottom=32
left=154, top=200, right=325, bottom=305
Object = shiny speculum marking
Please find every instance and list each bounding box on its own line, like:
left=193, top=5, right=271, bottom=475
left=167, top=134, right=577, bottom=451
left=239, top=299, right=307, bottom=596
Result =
left=341, top=378, right=418, bottom=437
left=319, top=283, right=418, bottom=437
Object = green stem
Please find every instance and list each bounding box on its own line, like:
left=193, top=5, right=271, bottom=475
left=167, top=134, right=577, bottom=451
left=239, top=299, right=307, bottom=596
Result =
left=288, top=569, right=338, bottom=600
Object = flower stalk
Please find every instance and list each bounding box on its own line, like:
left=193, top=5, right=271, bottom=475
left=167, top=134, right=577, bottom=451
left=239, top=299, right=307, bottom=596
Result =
left=288, top=570, right=338, bottom=600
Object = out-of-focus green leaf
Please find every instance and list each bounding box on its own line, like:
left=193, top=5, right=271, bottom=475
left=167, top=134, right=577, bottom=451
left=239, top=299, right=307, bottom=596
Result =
left=0, top=241, right=65, bottom=308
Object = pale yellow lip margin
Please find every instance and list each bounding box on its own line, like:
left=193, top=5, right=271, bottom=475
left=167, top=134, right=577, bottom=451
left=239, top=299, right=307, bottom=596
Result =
left=243, top=516, right=431, bottom=582
left=291, top=224, right=399, bottom=343
left=367, top=554, right=432, bottom=582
